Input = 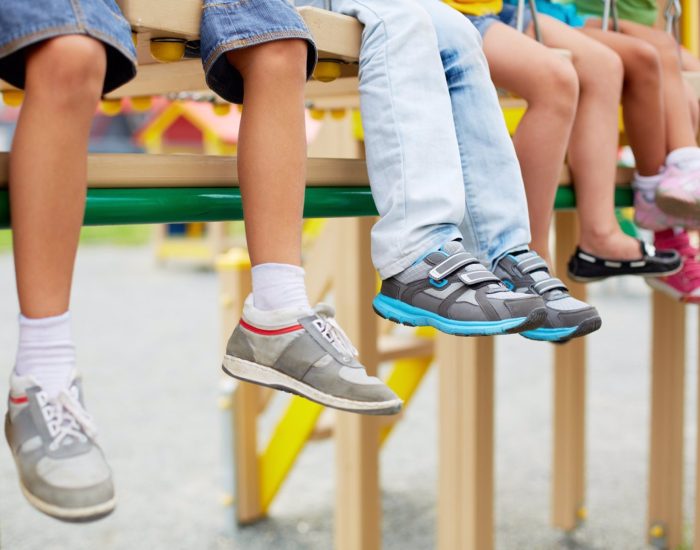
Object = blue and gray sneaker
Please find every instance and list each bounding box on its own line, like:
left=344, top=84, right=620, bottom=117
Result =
left=373, top=242, right=546, bottom=336
left=494, top=251, right=602, bottom=343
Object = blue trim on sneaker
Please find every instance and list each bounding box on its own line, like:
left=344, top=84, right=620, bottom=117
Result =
left=429, top=278, right=449, bottom=289
left=372, top=294, right=527, bottom=336
left=520, top=326, right=578, bottom=342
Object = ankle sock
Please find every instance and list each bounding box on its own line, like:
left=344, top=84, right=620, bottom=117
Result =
left=667, top=147, right=700, bottom=170
left=251, top=263, right=311, bottom=311
left=633, top=172, right=664, bottom=200
left=14, top=312, right=76, bottom=398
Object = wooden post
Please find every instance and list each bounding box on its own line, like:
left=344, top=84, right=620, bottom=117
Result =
left=217, top=249, right=263, bottom=524
left=648, top=291, right=686, bottom=549
left=551, top=211, right=587, bottom=531
left=437, top=335, right=495, bottom=550
left=694, top=308, right=700, bottom=550
left=334, top=217, right=382, bottom=550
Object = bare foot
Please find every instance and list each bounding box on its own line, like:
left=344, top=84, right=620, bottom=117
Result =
left=579, top=230, right=641, bottom=260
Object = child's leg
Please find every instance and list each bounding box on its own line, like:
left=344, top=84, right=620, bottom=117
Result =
left=480, top=21, right=578, bottom=265
left=616, top=21, right=697, bottom=151
left=12, top=36, right=106, bottom=319
left=225, top=41, right=310, bottom=311
left=11, top=36, right=106, bottom=398
left=533, top=18, right=646, bottom=262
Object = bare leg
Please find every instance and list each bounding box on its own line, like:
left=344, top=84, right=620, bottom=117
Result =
left=614, top=19, right=697, bottom=152
left=11, top=36, right=106, bottom=318
left=579, top=27, right=666, bottom=176
left=528, top=17, right=641, bottom=260
left=482, top=22, right=578, bottom=265
left=226, top=40, right=308, bottom=267
left=681, top=46, right=700, bottom=71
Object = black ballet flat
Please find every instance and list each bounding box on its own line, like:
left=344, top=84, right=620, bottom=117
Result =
left=567, top=240, right=682, bottom=282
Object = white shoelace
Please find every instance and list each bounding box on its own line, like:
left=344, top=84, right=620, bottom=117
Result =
left=38, top=387, right=97, bottom=452
left=313, top=304, right=358, bottom=359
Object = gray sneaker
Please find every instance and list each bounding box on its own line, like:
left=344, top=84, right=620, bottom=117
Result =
left=222, top=297, right=402, bottom=416
left=373, top=241, right=546, bottom=336
left=5, top=372, right=115, bottom=521
left=494, top=251, right=602, bottom=343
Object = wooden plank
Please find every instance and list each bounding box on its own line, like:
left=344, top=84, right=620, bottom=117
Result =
left=106, top=60, right=207, bottom=99
left=648, top=291, right=686, bottom=549
left=684, top=71, right=700, bottom=99
left=551, top=211, right=587, bottom=532
left=0, top=153, right=370, bottom=188
left=695, top=308, right=700, bottom=550
left=333, top=217, right=382, bottom=550
left=114, top=3, right=361, bottom=62
left=437, top=335, right=494, bottom=550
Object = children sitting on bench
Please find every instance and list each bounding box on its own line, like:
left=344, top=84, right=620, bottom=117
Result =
left=528, top=0, right=700, bottom=303
left=431, top=0, right=681, bottom=295
left=0, top=0, right=400, bottom=524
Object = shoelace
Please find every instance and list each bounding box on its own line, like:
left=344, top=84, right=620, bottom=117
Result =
left=313, top=304, right=358, bottom=359
left=39, top=387, right=97, bottom=452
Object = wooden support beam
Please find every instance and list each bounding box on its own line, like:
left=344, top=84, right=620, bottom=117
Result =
left=647, top=291, right=686, bottom=549
left=551, top=211, right=587, bottom=532
left=333, top=217, right=382, bottom=550
left=437, top=334, right=495, bottom=550
left=0, top=153, right=370, bottom=189
left=216, top=249, right=263, bottom=523
left=694, top=308, right=700, bottom=550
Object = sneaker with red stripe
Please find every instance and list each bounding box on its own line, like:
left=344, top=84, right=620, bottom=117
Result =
left=5, top=371, right=115, bottom=521
left=646, top=229, right=700, bottom=303
left=222, top=296, right=402, bottom=415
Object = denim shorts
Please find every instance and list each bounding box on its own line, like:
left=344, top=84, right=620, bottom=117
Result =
left=201, top=0, right=318, bottom=104
left=0, top=0, right=137, bottom=94
left=466, top=4, right=533, bottom=37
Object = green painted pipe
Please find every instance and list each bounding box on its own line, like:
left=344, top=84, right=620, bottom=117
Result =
left=0, top=186, right=634, bottom=228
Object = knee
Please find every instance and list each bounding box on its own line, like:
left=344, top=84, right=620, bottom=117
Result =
left=231, top=40, right=308, bottom=83
left=529, top=57, right=579, bottom=120
left=627, top=41, right=662, bottom=85
left=580, top=46, right=624, bottom=97
left=25, top=36, right=106, bottom=107
left=653, top=30, right=681, bottom=65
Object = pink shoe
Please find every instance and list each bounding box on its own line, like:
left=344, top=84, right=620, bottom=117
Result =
left=646, top=229, right=700, bottom=303
left=634, top=187, right=700, bottom=231
left=655, top=165, right=700, bottom=219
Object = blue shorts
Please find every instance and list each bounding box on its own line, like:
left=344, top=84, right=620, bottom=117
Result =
left=0, top=0, right=137, bottom=94
left=466, top=4, right=533, bottom=37
left=200, top=0, right=318, bottom=104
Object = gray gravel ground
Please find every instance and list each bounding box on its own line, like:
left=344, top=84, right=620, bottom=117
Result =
left=0, top=245, right=697, bottom=550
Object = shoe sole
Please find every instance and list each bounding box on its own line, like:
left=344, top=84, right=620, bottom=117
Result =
left=655, top=194, right=700, bottom=221
left=520, top=316, right=603, bottom=344
left=18, top=480, right=116, bottom=523
left=567, top=263, right=683, bottom=283
left=645, top=277, right=700, bottom=304
left=372, top=294, right=546, bottom=336
left=222, top=355, right=402, bottom=416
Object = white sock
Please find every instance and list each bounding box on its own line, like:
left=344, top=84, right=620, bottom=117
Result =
left=632, top=171, right=664, bottom=199
left=667, top=147, right=700, bottom=170
left=251, top=263, right=311, bottom=311
left=14, top=312, right=76, bottom=398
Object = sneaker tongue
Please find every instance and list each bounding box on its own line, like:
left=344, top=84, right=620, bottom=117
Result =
left=440, top=240, right=465, bottom=255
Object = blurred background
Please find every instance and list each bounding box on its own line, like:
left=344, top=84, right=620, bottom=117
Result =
left=0, top=101, right=698, bottom=550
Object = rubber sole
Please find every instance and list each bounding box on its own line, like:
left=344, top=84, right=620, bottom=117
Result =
left=372, top=294, right=546, bottom=336
left=646, top=277, right=700, bottom=304
left=655, top=193, right=700, bottom=221
left=521, top=316, right=602, bottom=344
left=19, top=481, right=115, bottom=523
left=567, top=262, right=683, bottom=283
left=222, top=355, right=402, bottom=416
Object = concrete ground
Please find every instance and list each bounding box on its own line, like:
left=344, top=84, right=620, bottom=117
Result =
left=0, top=244, right=697, bottom=550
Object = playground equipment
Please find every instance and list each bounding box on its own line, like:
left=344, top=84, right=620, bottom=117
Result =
left=0, top=2, right=699, bottom=549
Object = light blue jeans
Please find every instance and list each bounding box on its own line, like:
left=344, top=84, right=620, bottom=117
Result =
left=298, top=0, right=531, bottom=278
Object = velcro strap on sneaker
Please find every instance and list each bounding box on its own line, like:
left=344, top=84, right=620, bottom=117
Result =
left=532, top=277, right=568, bottom=295
left=458, top=269, right=501, bottom=286
left=428, top=252, right=479, bottom=281
left=516, top=255, right=549, bottom=274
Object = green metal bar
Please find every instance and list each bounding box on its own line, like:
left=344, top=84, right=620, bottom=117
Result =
left=0, top=185, right=634, bottom=228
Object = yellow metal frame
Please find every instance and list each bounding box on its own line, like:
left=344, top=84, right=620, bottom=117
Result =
left=681, top=0, right=699, bottom=57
